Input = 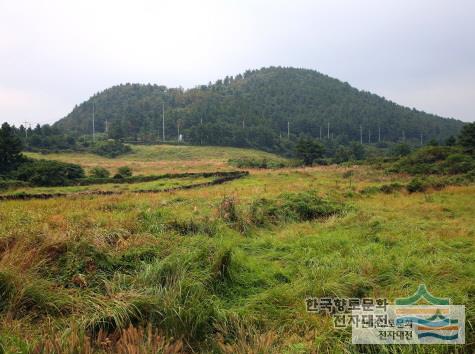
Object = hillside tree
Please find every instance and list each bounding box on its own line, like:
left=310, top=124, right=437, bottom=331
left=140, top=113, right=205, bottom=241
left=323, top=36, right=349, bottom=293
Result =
left=458, top=122, right=475, bottom=154
left=0, top=122, right=24, bottom=174
left=296, top=138, right=324, bottom=166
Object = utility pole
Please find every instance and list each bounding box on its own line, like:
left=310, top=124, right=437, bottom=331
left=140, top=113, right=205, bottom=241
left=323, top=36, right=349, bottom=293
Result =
left=287, top=121, right=290, bottom=139
left=242, top=120, right=245, bottom=129
left=105, top=119, right=108, bottom=134
left=177, top=120, right=180, bottom=141
left=368, top=128, right=371, bottom=144
left=92, top=101, right=95, bottom=142
left=378, top=127, right=381, bottom=143
left=327, top=122, right=330, bottom=139
left=360, top=125, right=363, bottom=144
left=162, top=103, right=165, bottom=142
left=420, top=133, right=423, bottom=146
left=22, top=121, right=29, bottom=138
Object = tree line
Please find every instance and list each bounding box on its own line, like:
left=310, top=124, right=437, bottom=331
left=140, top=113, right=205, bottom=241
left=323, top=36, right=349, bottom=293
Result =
left=53, top=67, right=463, bottom=155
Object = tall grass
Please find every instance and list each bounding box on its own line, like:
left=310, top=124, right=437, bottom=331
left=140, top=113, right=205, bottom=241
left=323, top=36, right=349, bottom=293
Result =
left=0, top=164, right=473, bottom=353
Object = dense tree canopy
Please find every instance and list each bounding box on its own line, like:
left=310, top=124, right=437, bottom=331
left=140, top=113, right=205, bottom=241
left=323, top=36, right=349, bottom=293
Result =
left=458, top=122, right=475, bottom=154
left=54, top=67, right=463, bottom=154
left=0, top=122, right=24, bottom=174
left=295, top=138, right=324, bottom=165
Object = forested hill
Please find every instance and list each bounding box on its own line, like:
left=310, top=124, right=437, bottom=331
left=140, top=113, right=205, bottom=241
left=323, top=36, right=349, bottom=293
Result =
left=54, top=67, right=463, bottom=152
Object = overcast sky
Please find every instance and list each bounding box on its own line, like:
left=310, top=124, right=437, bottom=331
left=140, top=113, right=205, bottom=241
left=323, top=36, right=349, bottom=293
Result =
left=1, top=0, right=474, bottom=126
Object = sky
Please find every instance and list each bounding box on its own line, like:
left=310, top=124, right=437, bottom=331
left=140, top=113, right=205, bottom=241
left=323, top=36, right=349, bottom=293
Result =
left=1, top=0, right=474, bottom=126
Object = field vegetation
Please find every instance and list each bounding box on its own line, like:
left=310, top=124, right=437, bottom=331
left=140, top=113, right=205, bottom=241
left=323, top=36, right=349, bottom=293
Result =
left=0, top=123, right=474, bottom=352
left=0, top=141, right=474, bottom=353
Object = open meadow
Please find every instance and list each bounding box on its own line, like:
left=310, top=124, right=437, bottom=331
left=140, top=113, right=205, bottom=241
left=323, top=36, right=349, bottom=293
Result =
left=0, top=146, right=474, bottom=353
left=25, top=145, right=289, bottom=175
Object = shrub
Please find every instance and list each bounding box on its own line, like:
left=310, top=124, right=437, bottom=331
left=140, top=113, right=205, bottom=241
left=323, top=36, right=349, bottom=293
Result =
left=458, top=122, right=475, bottom=154
left=379, top=182, right=403, bottom=194
left=249, top=198, right=281, bottom=225
left=360, top=186, right=380, bottom=195
left=295, top=138, right=324, bottom=166
left=390, top=143, right=411, bottom=157
left=442, top=154, right=475, bottom=174
left=228, top=158, right=288, bottom=169
left=0, top=179, right=29, bottom=191
left=114, top=166, right=133, bottom=179
left=13, top=159, right=84, bottom=186
left=89, top=166, right=110, bottom=178
left=91, top=140, right=132, bottom=158
left=406, top=178, right=426, bottom=193
left=280, top=191, right=343, bottom=221
left=249, top=191, right=345, bottom=225
left=390, top=146, right=460, bottom=175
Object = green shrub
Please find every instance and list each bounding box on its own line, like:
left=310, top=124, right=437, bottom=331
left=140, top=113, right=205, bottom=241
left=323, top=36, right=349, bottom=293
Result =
left=281, top=191, right=343, bottom=221
left=114, top=166, right=133, bottom=179
left=249, top=191, right=345, bottom=225
left=406, top=178, right=426, bottom=193
left=249, top=198, right=281, bottom=225
left=390, top=143, right=411, bottom=157
left=442, top=154, right=475, bottom=174
left=390, top=146, right=462, bottom=175
left=89, top=166, right=110, bottom=178
left=360, top=186, right=380, bottom=195
left=379, top=182, right=403, bottom=194
left=0, top=179, right=29, bottom=191
left=13, top=159, right=84, bottom=186
left=228, top=157, right=290, bottom=169
left=91, top=140, right=131, bottom=158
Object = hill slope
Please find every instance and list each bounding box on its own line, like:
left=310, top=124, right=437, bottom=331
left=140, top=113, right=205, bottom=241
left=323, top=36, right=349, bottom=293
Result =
left=55, top=67, right=463, bottom=152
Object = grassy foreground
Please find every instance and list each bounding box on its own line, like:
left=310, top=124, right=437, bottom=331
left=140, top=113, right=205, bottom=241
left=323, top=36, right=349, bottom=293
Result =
left=0, top=147, right=474, bottom=353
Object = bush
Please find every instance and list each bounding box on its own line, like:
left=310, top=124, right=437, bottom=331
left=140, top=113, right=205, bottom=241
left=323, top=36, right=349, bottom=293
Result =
left=91, top=140, right=132, bottom=158
left=442, top=154, right=475, bottom=174
left=379, top=182, right=403, bottom=194
left=0, top=179, right=29, bottom=191
left=390, top=146, right=459, bottom=175
left=228, top=158, right=288, bottom=169
left=13, top=159, right=84, bottom=186
left=89, top=166, right=110, bottom=178
left=114, top=166, right=133, bottom=179
left=406, top=178, right=426, bottom=193
left=249, top=191, right=345, bottom=225
left=390, top=143, right=411, bottom=157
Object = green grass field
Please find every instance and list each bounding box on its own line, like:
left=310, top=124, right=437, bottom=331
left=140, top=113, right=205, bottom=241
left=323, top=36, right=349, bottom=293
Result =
left=26, top=144, right=289, bottom=175
left=0, top=175, right=215, bottom=196
left=1, top=145, right=473, bottom=353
